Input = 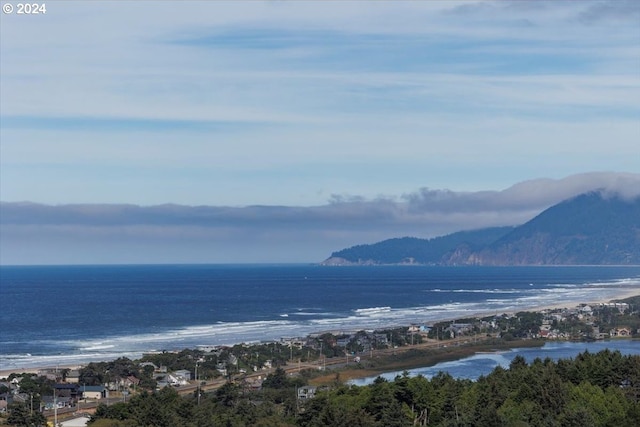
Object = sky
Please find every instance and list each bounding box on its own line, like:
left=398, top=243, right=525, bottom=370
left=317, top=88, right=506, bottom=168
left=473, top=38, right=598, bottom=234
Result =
left=1, top=1, right=639, bottom=264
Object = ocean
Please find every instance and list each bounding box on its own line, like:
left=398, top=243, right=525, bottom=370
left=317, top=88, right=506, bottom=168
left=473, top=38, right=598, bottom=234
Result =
left=1, top=264, right=639, bottom=371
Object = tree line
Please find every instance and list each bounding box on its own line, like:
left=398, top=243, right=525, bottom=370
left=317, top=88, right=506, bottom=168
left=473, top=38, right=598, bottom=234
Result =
left=81, top=349, right=640, bottom=427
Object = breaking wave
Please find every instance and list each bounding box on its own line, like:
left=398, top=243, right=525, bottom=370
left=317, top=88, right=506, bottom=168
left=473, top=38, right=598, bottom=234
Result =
left=2, top=266, right=638, bottom=371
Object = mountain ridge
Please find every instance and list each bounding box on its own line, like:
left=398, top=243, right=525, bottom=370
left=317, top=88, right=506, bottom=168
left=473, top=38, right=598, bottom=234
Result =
left=322, top=190, right=640, bottom=266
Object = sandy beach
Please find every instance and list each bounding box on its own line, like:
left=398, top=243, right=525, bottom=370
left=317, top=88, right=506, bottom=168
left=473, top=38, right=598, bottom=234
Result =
left=3, top=290, right=637, bottom=380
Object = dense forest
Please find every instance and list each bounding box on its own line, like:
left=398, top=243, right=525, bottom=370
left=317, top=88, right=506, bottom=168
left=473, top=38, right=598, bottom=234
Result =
left=81, top=349, right=640, bottom=427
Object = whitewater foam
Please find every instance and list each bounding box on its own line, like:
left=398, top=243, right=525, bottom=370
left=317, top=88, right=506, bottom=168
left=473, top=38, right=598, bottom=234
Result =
left=2, top=266, right=638, bottom=371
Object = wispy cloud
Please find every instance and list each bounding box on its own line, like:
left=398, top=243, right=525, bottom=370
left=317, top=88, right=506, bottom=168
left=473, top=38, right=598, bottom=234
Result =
left=1, top=1, right=638, bottom=209
left=2, top=173, right=638, bottom=264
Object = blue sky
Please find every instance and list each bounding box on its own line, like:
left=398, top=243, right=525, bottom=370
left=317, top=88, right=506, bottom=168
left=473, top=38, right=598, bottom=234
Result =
left=1, top=1, right=639, bottom=263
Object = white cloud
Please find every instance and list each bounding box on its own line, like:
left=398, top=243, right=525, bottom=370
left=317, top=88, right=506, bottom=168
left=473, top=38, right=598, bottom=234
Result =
left=2, top=172, right=638, bottom=264
left=1, top=1, right=638, bottom=207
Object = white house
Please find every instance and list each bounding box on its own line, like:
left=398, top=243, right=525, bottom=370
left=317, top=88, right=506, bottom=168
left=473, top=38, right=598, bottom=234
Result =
left=79, top=385, right=108, bottom=400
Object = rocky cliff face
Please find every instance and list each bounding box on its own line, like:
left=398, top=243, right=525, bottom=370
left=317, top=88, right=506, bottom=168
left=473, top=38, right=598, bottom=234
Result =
left=324, top=191, right=640, bottom=266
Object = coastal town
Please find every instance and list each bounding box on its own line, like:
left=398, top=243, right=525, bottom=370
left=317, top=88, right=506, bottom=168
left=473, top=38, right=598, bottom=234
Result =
left=2, top=297, right=638, bottom=426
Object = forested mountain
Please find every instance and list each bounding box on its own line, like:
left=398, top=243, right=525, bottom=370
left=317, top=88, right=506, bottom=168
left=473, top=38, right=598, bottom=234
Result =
left=323, top=227, right=513, bottom=265
left=323, top=191, right=640, bottom=266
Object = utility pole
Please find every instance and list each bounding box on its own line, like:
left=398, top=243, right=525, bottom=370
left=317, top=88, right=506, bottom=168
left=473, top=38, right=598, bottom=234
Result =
left=195, top=361, right=201, bottom=406
left=53, top=387, right=57, bottom=427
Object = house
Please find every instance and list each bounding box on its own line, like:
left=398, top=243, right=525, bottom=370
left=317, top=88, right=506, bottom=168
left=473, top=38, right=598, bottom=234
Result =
left=197, top=345, right=222, bottom=353
left=297, top=386, right=317, bottom=400
left=66, top=370, right=81, bottom=384
left=54, top=383, right=80, bottom=399
left=155, top=373, right=188, bottom=388
left=280, top=337, right=306, bottom=349
left=79, top=385, right=108, bottom=400
left=124, top=376, right=140, bottom=389
left=42, top=395, right=73, bottom=410
left=611, top=327, right=632, bottom=337
left=174, top=370, right=192, bottom=381
left=37, top=368, right=65, bottom=382
left=0, top=392, right=11, bottom=413
left=227, top=354, right=238, bottom=366
left=243, top=377, right=263, bottom=391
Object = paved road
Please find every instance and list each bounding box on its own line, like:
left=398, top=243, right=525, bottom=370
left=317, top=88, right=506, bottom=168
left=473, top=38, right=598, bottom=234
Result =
left=181, top=334, right=495, bottom=395
left=45, top=334, right=495, bottom=422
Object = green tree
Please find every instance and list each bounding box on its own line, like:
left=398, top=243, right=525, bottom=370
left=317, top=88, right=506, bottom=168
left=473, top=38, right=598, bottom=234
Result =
left=262, top=367, right=289, bottom=390
left=6, top=402, right=46, bottom=427
left=365, top=378, right=411, bottom=426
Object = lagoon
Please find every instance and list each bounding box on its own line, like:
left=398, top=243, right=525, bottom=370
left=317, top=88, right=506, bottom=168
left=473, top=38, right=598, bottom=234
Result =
left=349, top=340, right=640, bottom=385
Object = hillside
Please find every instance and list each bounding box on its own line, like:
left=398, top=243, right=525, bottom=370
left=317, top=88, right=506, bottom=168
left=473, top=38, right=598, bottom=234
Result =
left=323, top=227, right=513, bottom=265
left=464, top=191, right=640, bottom=265
left=323, top=191, right=640, bottom=266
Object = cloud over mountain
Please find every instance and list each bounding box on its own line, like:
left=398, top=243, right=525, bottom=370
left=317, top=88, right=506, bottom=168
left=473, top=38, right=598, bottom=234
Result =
left=1, top=172, right=638, bottom=265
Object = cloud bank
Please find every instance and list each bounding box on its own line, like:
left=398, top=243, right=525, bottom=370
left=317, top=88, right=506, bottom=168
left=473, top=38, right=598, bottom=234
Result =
left=2, top=172, right=638, bottom=265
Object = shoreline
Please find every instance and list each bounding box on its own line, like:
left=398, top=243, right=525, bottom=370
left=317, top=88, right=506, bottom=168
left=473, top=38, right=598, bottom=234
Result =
left=2, top=291, right=638, bottom=380
left=325, top=337, right=640, bottom=386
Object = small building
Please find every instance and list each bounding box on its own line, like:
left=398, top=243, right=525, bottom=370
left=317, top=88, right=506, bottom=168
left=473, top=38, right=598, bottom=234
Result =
left=297, top=386, right=317, bottom=400
left=174, top=370, right=192, bottom=381
left=280, top=337, right=306, bottom=349
left=243, top=377, right=263, bottom=391
left=54, top=383, right=80, bottom=399
left=613, top=327, right=632, bottom=337
left=0, top=392, right=11, bottom=413
left=66, top=370, right=81, bottom=384
left=42, top=395, right=73, bottom=410
left=80, top=385, right=108, bottom=400
left=124, top=376, right=140, bottom=389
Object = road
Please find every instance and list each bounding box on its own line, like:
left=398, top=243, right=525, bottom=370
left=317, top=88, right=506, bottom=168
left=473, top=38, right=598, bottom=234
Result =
left=45, top=334, right=494, bottom=423
left=181, top=333, right=495, bottom=395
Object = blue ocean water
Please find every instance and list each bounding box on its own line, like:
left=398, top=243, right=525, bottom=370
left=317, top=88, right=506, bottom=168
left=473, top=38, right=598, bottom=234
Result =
left=1, top=264, right=639, bottom=371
